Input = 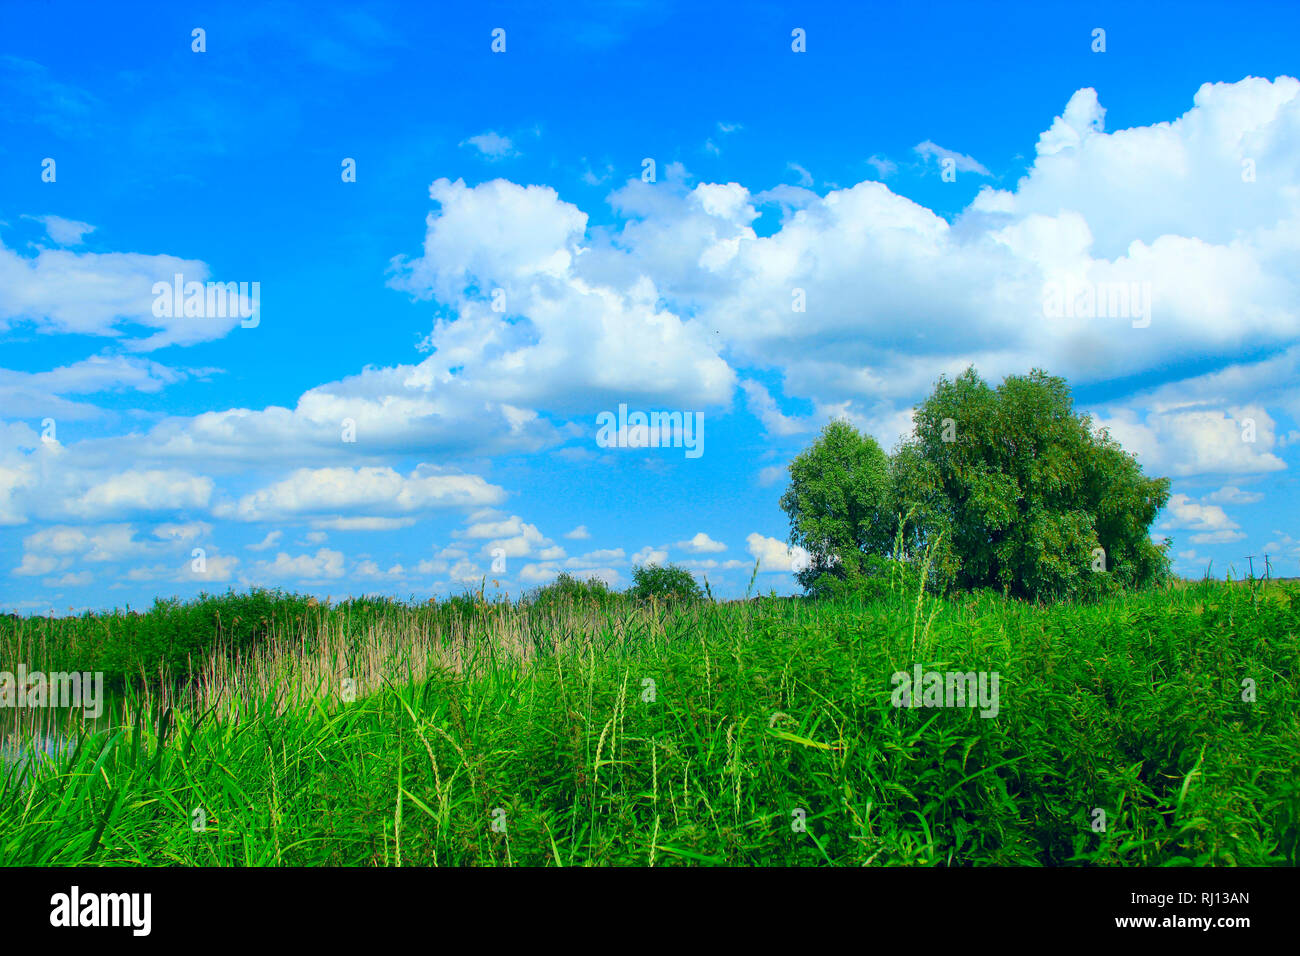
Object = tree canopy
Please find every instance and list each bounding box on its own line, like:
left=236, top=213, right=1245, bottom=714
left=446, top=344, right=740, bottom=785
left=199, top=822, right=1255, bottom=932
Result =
left=780, top=367, right=1172, bottom=601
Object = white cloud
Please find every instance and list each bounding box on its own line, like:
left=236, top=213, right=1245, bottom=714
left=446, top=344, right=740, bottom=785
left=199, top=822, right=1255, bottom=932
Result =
left=43, top=570, right=93, bottom=587
left=518, top=561, right=620, bottom=587
left=216, top=465, right=504, bottom=522
left=251, top=548, right=345, bottom=581
left=1203, top=485, right=1264, bottom=505
left=740, top=380, right=813, bottom=436
left=913, top=140, right=992, bottom=176
left=786, top=162, right=814, bottom=187
left=676, top=532, right=726, bottom=554
left=64, top=469, right=213, bottom=519
left=0, top=234, right=245, bottom=349
left=1157, top=493, right=1245, bottom=545
left=564, top=524, right=591, bottom=539
left=745, top=533, right=802, bottom=573
left=571, top=548, right=624, bottom=564
left=455, top=513, right=556, bottom=560
left=866, top=155, right=896, bottom=179
left=125, top=553, right=239, bottom=584
left=247, top=530, right=283, bottom=551
left=23, top=214, right=95, bottom=246
left=680, top=558, right=748, bottom=571
left=387, top=177, right=736, bottom=417
left=461, top=131, right=517, bottom=160
left=1096, top=405, right=1285, bottom=478
left=309, top=516, right=417, bottom=531
left=13, top=521, right=215, bottom=578
left=0, top=354, right=193, bottom=420
left=631, top=546, right=667, bottom=566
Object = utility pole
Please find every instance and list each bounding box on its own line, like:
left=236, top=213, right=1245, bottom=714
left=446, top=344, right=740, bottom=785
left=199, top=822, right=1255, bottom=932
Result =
left=1264, top=553, right=1271, bottom=583
left=1244, top=554, right=1256, bottom=580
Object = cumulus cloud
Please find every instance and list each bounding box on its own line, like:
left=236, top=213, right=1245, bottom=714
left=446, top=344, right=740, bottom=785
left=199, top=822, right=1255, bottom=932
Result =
left=64, top=470, right=213, bottom=519
left=1096, top=405, right=1285, bottom=478
left=387, top=177, right=736, bottom=416
left=745, top=533, right=808, bottom=573
left=676, top=532, right=726, bottom=554
left=0, top=232, right=245, bottom=349
left=1157, top=493, right=1246, bottom=544
left=215, top=465, right=505, bottom=522
left=250, top=548, right=345, bottom=582
left=631, top=546, right=668, bottom=566
left=455, top=513, right=555, bottom=559
left=12, top=522, right=210, bottom=575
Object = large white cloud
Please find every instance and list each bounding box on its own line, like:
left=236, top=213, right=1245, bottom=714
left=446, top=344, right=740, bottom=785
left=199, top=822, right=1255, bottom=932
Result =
left=214, top=465, right=505, bottom=522
left=0, top=233, right=249, bottom=349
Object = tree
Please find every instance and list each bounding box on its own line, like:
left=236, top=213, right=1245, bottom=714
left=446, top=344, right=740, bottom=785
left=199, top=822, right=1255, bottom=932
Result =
left=892, top=367, right=1171, bottom=599
left=778, top=367, right=1172, bottom=601
left=627, top=563, right=703, bottom=603
left=779, top=419, right=896, bottom=593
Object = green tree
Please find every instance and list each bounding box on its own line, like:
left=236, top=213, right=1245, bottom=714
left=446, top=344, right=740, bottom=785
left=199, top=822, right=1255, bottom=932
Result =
left=627, top=563, right=703, bottom=603
left=779, top=419, right=895, bottom=592
left=893, top=367, right=1171, bottom=599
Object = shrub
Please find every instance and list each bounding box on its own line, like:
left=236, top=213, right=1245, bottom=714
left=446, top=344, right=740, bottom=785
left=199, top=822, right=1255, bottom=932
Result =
left=627, top=563, right=703, bottom=604
left=524, top=572, right=618, bottom=610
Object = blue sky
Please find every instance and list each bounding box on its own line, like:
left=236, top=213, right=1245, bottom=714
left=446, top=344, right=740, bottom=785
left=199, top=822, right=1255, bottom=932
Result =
left=3, top=0, right=1300, bottom=612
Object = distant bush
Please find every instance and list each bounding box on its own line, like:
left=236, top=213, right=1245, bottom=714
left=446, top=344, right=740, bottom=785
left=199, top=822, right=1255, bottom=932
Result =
left=524, top=572, right=618, bottom=610
left=627, top=563, right=703, bottom=604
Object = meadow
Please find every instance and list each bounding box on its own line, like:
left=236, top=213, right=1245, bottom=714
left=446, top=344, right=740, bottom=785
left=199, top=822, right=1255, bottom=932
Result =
left=0, top=578, right=1297, bottom=866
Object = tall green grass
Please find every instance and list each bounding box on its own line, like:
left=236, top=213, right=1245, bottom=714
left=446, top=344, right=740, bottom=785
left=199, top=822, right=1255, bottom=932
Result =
left=1, top=580, right=1296, bottom=865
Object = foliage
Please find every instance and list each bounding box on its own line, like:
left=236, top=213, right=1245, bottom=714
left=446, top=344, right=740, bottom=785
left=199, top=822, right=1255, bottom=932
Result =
left=523, top=572, right=618, bottom=610
left=626, top=563, right=703, bottom=603
left=893, top=367, right=1171, bottom=600
left=0, top=588, right=315, bottom=688
left=2, top=581, right=1296, bottom=866
left=781, top=368, right=1172, bottom=601
left=779, top=419, right=895, bottom=592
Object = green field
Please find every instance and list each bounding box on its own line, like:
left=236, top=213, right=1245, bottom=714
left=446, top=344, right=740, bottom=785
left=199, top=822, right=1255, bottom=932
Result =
left=1, top=579, right=1297, bottom=866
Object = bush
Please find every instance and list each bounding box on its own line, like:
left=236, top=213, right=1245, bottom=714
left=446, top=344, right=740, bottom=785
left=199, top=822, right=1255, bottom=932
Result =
left=627, top=563, right=703, bottom=604
left=524, top=572, right=618, bottom=610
